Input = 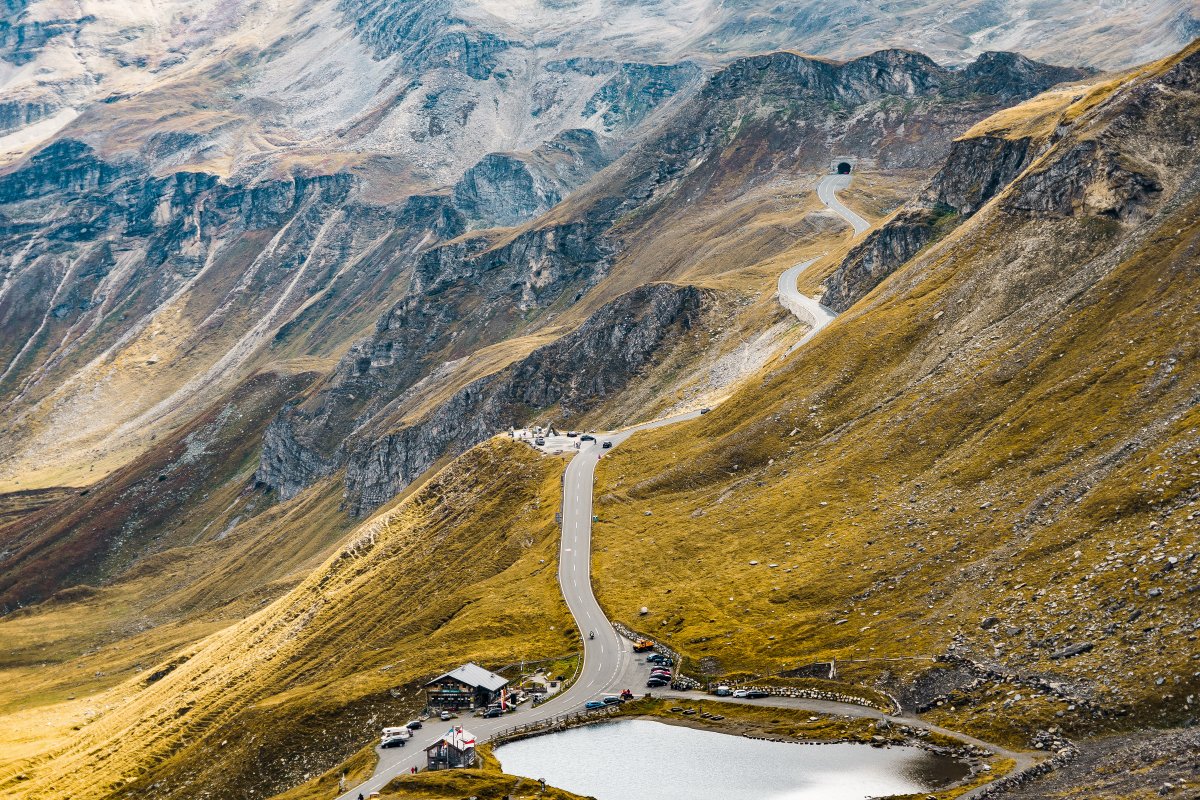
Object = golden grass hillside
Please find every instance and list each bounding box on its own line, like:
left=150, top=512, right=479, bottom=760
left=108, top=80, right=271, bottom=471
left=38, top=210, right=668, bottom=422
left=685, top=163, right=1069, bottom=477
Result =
left=591, top=42, right=1200, bottom=755
left=0, top=439, right=577, bottom=800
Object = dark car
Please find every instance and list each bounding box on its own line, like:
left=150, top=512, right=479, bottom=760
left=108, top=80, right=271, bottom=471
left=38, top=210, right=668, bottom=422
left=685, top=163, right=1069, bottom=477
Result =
left=381, top=736, right=406, bottom=749
left=405, top=720, right=423, bottom=730
left=483, top=707, right=504, bottom=718
left=646, top=653, right=670, bottom=664
left=601, top=440, right=613, bottom=449
left=700, top=407, right=711, bottom=414
left=646, top=678, right=668, bottom=688
left=744, top=690, right=770, bottom=699
left=602, top=695, right=622, bottom=705
left=651, top=671, right=673, bottom=680
left=580, top=434, right=596, bottom=442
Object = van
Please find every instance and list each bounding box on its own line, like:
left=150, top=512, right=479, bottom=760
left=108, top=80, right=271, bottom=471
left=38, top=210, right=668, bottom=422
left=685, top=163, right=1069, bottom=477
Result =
left=714, top=685, right=732, bottom=696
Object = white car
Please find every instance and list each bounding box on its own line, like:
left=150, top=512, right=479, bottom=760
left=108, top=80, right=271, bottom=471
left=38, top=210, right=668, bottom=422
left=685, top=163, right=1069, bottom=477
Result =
left=439, top=710, right=454, bottom=721
left=732, top=689, right=750, bottom=698
left=381, top=726, right=411, bottom=740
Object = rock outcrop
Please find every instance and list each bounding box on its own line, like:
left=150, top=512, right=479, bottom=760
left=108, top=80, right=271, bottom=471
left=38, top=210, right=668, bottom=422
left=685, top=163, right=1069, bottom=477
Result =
left=822, top=132, right=1042, bottom=311
left=258, top=282, right=706, bottom=512
left=452, top=129, right=609, bottom=228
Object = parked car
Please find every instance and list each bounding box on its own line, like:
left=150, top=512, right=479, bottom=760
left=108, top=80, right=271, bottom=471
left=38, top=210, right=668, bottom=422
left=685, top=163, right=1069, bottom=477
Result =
left=732, top=689, right=750, bottom=698
left=534, top=437, right=546, bottom=445
left=602, top=441, right=613, bottom=449
left=580, top=434, right=595, bottom=442
left=602, top=695, right=622, bottom=705
left=483, top=707, right=504, bottom=718
left=439, top=710, right=454, bottom=721
left=651, top=671, right=673, bottom=680
left=646, top=678, right=668, bottom=688
left=406, top=720, right=423, bottom=730
left=585, top=699, right=606, bottom=709
left=381, top=735, right=406, bottom=749
left=714, top=685, right=732, bottom=697
left=567, top=431, right=578, bottom=437
left=646, top=653, right=670, bottom=664
left=745, top=690, right=770, bottom=699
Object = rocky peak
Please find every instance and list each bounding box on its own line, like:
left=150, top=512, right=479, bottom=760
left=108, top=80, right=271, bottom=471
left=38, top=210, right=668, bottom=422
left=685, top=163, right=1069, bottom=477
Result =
left=961, top=50, right=1094, bottom=98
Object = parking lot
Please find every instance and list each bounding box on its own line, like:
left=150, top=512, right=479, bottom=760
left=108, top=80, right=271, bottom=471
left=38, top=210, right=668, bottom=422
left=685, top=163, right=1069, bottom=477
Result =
left=510, top=427, right=599, bottom=454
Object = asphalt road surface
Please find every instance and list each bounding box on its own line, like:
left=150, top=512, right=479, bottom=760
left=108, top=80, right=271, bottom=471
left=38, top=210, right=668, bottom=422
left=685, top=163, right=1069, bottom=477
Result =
left=777, top=257, right=837, bottom=350
left=775, top=172, right=867, bottom=349
left=817, top=172, right=870, bottom=234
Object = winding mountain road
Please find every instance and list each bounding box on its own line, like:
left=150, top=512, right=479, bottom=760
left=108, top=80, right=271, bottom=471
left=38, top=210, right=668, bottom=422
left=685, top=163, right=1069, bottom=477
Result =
left=778, top=258, right=837, bottom=349
left=776, top=172, right=866, bottom=347
left=817, top=172, right=870, bottom=234
left=338, top=171, right=1039, bottom=798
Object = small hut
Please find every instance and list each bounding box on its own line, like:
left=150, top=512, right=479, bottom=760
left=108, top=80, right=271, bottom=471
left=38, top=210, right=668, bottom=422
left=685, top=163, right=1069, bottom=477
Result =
left=424, top=727, right=477, bottom=771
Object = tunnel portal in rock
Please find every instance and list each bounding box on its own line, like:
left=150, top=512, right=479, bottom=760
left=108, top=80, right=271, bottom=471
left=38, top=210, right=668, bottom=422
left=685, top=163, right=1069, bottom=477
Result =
left=829, top=156, right=858, bottom=174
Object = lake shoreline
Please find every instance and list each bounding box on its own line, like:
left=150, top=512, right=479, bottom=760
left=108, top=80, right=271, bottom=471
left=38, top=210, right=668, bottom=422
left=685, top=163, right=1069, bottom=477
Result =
left=487, top=699, right=1011, bottom=798
left=494, top=717, right=979, bottom=800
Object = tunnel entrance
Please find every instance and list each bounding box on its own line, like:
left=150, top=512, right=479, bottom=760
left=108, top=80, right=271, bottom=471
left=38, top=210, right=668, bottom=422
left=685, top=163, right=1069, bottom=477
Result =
left=836, top=161, right=852, bottom=175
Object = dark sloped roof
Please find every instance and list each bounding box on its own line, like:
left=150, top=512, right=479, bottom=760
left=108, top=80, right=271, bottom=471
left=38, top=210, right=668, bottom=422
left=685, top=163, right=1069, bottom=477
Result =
left=424, top=662, right=509, bottom=691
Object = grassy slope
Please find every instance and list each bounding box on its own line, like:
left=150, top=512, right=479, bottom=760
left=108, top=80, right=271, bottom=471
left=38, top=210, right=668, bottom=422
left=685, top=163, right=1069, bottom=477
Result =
left=0, top=440, right=576, bottom=800
left=590, top=44, right=1200, bottom=755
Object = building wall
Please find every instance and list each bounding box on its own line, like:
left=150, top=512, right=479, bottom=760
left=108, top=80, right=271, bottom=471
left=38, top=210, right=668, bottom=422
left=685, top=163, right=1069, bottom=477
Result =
left=426, top=678, right=502, bottom=709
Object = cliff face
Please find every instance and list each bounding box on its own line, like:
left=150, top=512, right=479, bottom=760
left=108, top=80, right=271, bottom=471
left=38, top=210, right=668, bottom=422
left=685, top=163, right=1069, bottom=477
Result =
left=822, top=133, right=1040, bottom=311
left=342, top=283, right=705, bottom=513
